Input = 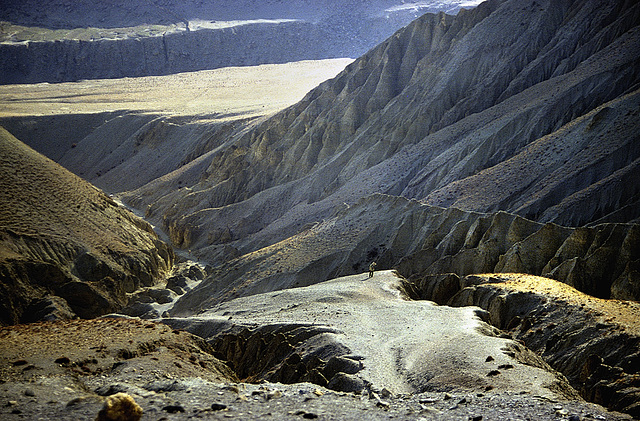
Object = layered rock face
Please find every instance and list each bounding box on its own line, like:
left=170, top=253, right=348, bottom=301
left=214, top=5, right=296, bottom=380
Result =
left=0, top=0, right=474, bottom=84
left=0, top=127, right=174, bottom=325
left=170, top=194, right=638, bottom=315
left=120, top=0, right=640, bottom=274
left=0, top=21, right=333, bottom=84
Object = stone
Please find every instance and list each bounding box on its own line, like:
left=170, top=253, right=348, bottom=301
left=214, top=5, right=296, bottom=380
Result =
left=211, top=402, right=227, bottom=411
left=323, top=356, right=362, bottom=380
left=20, top=295, right=76, bottom=323
left=96, top=393, right=142, bottom=421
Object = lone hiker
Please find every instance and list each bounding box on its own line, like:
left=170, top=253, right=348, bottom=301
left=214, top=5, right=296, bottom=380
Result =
left=368, top=262, right=377, bottom=278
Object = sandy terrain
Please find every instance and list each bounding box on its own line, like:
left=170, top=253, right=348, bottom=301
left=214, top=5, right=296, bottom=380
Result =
left=0, top=58, right=353, bottom=120
left=474, top=274, right=640, bottom=336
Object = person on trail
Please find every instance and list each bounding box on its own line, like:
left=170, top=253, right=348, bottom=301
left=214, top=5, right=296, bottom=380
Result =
left=368, top=262, right=377, bottom=278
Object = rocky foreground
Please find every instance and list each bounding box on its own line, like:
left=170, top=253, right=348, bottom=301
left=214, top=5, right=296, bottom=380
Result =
left=0, top=273, right=635, bottom=420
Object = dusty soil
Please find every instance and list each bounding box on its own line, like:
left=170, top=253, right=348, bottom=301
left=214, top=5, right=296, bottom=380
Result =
left=0, top=316, right=631, bottom=420
left=0, top=59, right=352, bottom=120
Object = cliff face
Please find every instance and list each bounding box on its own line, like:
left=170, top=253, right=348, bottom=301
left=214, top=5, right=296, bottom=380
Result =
left=0, top=0, right=473, bottom=84
left=0, top=21, right=333, bottom=84
left=0, top=127, right=174, bottom=325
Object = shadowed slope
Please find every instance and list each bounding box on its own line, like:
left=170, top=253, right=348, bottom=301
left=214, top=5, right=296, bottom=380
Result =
left=121, top=0, right=640, bottom=271
left=0, top=127, right=174, bottom=325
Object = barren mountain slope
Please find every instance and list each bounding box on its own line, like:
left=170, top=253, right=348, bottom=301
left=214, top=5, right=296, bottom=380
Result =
left=121, top=0, right=640, bottom=268
left=170, top=193, right=639, bottom=316
left=0, top=127, right=174, bottom=325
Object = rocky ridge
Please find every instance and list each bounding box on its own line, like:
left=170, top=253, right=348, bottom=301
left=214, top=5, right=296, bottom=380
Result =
left=168, top=194, right=638, bottom=317
left=400, top=273, right=640, bottom=416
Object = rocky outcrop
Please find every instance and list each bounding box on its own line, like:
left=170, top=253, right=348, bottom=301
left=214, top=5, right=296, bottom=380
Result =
left=395, top=207, right=640, bottom=301
left=170, top=194, right=638, bottom=316
left=401, top=273, right=640, bottom=417
left=0, top=127, right=174, bottom=325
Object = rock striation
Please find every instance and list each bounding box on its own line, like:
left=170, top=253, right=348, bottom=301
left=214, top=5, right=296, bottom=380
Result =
left=170, top=194, right=638, bottom=316
left=118, top=0, right=640, bottom=273
left=0, top=127, right=174, bottom=325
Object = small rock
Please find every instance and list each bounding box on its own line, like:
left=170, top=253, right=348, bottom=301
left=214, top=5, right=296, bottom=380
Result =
left=443, top=393, right=452, bottom=400
left=375, top=399, right=390, bottom=409
left=24, top=389, right=35, bottom=397
left=267, top=390, right=282, bottom=400
left=295, top=410, right=319, bottom=419
left=323, top=356, right=362, bottom=379
left=162, top=404, right=185, bottom=413
left=96, top=393, right=142, bottom=421
left=211, top=402, right=227, bottom=411
left=487, top=370, right=501, bottom=376
left=485, top=356, right=494, bottom=362
left=327, top=373, right=365, bottom=393
left=379, top=388, right=393, bottom=398
left=568, top=415, right=581, bottom=421
left=469, top=416, right=483, bottom=421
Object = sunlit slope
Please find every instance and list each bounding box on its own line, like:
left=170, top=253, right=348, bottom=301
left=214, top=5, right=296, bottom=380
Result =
left=0, top=127, right=173, bottom=324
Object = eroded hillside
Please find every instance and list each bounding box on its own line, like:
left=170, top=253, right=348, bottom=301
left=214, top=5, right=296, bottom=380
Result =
left=0, top=128, right=174, bottom=325
left=112, top=0, right=639, bottom=268
left=0, top=0, right=639, bottom=418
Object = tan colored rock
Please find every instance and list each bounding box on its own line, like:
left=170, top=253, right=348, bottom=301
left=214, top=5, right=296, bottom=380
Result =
left=96, top=393, right=142, bottom=421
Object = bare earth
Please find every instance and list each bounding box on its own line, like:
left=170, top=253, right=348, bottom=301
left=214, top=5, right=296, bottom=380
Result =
left=0, top=58, right=353, bottom=120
